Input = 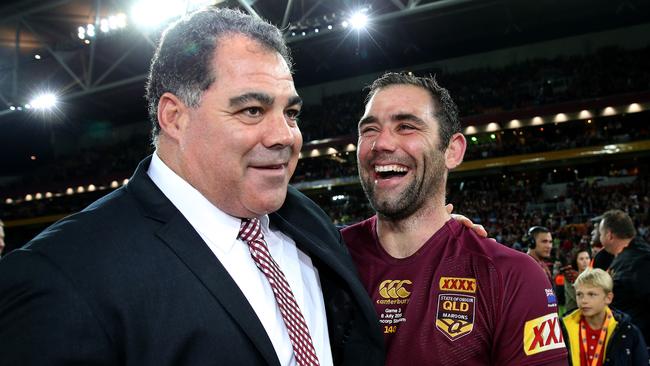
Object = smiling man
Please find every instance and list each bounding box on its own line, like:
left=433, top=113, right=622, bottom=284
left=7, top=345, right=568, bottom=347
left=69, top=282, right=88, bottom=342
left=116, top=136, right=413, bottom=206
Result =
left=0, top=8, right=383, bottom=366
left=342, top=72, right=568, bottom=365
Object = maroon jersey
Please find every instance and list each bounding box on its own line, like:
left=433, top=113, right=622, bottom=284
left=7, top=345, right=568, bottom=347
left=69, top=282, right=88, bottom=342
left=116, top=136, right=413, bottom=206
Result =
left=342, top=217, right=568, bottom=366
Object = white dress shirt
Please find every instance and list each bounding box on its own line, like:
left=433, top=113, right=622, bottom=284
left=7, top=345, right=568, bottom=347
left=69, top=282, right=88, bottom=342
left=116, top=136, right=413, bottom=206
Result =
left=147, top=153, right=333, bottom=366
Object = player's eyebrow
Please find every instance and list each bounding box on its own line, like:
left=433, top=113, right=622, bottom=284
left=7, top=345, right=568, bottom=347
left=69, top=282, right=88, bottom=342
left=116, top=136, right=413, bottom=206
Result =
left=391, top=112, right=426, bottom=126
left=358, top=115, right=377, bottom=129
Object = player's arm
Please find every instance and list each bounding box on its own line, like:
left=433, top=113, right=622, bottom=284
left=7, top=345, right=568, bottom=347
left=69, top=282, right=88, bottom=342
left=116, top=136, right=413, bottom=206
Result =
left=491, top=254, right=569, bottom=365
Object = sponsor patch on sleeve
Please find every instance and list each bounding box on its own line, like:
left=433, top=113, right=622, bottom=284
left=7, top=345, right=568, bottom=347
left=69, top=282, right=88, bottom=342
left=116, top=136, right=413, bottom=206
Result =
left=523, top=313, right=565, bottom=356
left=545, top=288, right=557, bottom=308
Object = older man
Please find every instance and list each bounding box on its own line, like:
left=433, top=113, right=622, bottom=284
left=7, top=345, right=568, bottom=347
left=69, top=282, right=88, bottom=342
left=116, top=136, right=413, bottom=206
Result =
left=342, top=72, right=568, bottom=365
left=598, top=209, right=650, bottom=345
left=0, top=8, right=383, bottom=366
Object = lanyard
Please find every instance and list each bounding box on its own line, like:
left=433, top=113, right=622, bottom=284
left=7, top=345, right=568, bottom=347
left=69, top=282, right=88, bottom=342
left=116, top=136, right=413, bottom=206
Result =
left=580, top=308, right=612, bottom=366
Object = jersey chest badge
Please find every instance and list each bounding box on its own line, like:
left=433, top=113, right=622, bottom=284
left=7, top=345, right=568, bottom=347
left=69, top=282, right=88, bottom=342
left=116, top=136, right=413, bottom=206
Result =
left=435, top=277, right=477, bottom=341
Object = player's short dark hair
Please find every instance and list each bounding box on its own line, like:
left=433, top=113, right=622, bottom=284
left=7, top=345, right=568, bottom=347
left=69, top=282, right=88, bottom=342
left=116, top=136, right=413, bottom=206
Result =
left=365, top=72, right=461, bottom=151
left=145, top=7, right=292, bottom=144
left=529, top=226, right=550, bottom=241
left=600, top=209, right=636, bottom=239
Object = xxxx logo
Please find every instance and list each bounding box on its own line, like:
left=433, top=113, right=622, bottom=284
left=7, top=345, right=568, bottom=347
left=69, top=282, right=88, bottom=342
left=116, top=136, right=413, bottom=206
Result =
left=439, top=277, right=477, bottom=293
left=378, top=280, right=412, bottom=299
left=523, top=313, right=565, bottom=355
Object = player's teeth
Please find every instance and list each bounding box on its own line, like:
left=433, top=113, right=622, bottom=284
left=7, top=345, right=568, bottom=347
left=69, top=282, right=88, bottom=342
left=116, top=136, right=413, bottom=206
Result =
left=374, top=165, right=407, bottom=173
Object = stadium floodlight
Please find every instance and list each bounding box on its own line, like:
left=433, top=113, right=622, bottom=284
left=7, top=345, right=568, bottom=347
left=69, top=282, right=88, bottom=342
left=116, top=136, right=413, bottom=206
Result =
left=103, top=13, right=128, bottom=32
left=131, top=0, right=187, bottom=28
left=30, top=92, right=58, bottom=110
left=100, top=19, right=110, bottom=33
left=348, top=10, right=369, bottom=30
left=86, top=24, right=96, bottom=37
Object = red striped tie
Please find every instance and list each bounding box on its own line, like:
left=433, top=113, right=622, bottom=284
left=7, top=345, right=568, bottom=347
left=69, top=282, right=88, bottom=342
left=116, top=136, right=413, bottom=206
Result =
left=238, top=218, right=320, bottom=366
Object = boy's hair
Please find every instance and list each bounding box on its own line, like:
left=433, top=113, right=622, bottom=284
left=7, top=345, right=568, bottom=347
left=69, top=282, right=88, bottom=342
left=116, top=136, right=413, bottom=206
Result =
left=574, top=268, right=613, bottom=294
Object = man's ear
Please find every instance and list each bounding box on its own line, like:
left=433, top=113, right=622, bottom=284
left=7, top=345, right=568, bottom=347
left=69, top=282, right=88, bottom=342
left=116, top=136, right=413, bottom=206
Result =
left=157, top=92, right=189, bottom=142
left=445, top=132, right=466, bottom=169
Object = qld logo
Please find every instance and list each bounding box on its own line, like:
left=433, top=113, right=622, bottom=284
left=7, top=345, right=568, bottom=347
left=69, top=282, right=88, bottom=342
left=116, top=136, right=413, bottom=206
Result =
left=435, top=294, right=475, bottom=341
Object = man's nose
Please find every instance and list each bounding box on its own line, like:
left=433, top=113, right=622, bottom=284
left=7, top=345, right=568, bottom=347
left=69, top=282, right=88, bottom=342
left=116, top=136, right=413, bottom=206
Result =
left=370, top=128, right=397, bottom=152
left=263, top=111, right=295, bottom=148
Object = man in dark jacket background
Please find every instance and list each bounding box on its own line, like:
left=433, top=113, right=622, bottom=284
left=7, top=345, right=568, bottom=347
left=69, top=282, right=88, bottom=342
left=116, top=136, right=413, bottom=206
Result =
left=598, top=209, right=650, bottom=348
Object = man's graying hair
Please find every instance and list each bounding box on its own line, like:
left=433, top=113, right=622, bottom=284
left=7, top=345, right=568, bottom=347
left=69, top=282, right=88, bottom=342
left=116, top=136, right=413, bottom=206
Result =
left=365, top=72, right=461, bottom=151
left=145, top=7, right=292, bottom=144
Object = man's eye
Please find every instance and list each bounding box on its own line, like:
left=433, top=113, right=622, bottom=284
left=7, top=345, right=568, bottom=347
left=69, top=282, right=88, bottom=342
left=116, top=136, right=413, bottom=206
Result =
left=286, top=109, right=301, bottom=120
left=398, top=124, right=415, bottom=131
left=243, top=107, right=263, bottom=117
left=360, top=127, right=378, bottom=135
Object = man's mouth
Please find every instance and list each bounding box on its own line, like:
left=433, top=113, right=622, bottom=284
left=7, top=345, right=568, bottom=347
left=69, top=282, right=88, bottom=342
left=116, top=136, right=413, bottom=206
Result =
left=374, top=164, right=409, bottom=179
left=250, top=162, right=288, bottom=170
left=254, top=164, right=286, bottom=169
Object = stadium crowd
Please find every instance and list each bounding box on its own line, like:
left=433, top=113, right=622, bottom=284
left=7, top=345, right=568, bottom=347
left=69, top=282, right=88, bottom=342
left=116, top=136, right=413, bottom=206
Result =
left=299, top=45, right=650, bottom=141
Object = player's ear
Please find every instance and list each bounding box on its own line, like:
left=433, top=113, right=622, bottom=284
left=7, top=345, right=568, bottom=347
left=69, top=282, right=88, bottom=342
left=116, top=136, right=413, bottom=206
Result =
left=445, top=133, right=466, bottom=169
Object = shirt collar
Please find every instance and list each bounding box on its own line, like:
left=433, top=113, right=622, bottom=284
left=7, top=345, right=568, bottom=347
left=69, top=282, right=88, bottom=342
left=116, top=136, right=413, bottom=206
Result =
left=147, top=152, right=270, bottom=252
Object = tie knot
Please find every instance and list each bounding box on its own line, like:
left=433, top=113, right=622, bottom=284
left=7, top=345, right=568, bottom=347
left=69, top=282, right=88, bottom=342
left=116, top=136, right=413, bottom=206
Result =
left=238, top=218, right=263, bottom=242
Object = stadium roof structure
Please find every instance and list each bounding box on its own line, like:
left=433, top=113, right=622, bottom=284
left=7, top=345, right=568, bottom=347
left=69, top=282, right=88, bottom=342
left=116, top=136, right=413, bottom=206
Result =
left=0, top=0, right=649, bottom=172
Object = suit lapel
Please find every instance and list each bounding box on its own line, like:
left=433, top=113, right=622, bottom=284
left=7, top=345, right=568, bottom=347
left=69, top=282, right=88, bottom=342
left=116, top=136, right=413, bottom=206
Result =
left=128, top=156, right=280, bottom=366
left=270, top=212, right=378, bottom=328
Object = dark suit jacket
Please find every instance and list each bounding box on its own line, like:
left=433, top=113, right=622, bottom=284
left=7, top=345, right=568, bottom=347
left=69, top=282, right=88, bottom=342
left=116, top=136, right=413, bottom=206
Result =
left=0, top=157, right=384, bottom=366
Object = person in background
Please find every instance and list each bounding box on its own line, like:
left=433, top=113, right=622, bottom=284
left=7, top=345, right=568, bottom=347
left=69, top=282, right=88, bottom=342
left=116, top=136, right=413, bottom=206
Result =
left=0, top=219, right=5, bottom=257
left=590, top=216, right=614, bottom=271
left=598, top=209, right=650, bottom=347
left=561, top=268, right=648, bottom=366
left=342, top=72, right=567, bottom=365
left=527, top=226, right=554, bottom=284
left=563, top=249, right=591, bottom=314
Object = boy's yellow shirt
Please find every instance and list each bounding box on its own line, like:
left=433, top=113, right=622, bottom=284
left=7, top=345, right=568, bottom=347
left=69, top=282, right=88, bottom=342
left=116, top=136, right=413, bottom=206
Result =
left=562, top=306, right=618, bottom=366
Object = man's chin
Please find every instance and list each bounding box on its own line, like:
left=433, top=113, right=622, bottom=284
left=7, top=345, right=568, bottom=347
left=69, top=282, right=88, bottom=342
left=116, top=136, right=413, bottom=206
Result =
left=372, top=199, right=416, bottom=221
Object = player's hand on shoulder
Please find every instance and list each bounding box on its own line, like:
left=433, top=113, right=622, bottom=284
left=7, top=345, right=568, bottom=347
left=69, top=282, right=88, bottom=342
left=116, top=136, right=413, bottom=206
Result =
left=446, top=203, right=490, bottom=239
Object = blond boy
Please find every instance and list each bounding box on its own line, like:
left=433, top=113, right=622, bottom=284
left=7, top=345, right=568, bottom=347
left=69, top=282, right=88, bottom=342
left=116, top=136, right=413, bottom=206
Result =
left=561, top=268, right=648, bottom=365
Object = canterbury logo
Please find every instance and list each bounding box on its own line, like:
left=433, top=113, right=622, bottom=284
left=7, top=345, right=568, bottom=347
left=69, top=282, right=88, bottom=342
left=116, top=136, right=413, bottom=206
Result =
left=378, top=280, right=412, bottom=299
left=439, top=277, right=477, bottom=293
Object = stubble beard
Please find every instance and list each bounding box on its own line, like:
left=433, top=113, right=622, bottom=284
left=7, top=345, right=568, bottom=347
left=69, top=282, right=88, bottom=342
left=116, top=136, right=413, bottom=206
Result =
left=360, top=151, right=446, bottom=222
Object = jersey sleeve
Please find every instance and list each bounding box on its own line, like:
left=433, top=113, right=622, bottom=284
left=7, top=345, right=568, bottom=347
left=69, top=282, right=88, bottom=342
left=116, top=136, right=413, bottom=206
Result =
left=491, top=253, right=568, bottom=365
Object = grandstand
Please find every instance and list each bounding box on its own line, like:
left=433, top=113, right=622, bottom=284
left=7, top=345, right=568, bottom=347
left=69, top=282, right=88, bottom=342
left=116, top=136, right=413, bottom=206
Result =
left=1, top=0, right=649, bottom=260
